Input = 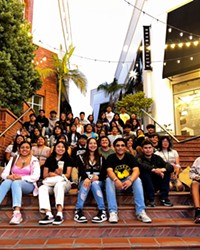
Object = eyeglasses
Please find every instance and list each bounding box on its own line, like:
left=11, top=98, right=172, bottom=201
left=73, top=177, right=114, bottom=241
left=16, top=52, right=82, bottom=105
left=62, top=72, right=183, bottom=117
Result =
left=115, top=144, right=125, bottom=147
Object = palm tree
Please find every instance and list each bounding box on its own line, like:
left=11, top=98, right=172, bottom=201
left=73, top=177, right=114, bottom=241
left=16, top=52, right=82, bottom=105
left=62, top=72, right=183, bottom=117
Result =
left=97, top=78, right=124, bottom=106
left=38, top=44, right=87, bottom=117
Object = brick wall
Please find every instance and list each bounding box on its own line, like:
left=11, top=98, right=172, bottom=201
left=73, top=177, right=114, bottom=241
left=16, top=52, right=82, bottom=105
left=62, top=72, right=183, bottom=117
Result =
left=24, top=0, right=33, bottom=24
left=34, top=47, right=58, bottom=117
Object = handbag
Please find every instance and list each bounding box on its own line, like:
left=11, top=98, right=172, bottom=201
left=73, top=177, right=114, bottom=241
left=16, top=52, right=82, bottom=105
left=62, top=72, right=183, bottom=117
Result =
left=42, top=174, right=70, bottom=187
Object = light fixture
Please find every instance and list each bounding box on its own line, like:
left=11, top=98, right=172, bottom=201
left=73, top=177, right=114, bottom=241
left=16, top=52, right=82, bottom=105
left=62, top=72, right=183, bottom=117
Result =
left=186, top=42, right=191, bottom=47
left=171, top=44, right=175, bottom=49
left=178, top=43, right=183, bottom=48
left=168, top=27, right=172, bottom=33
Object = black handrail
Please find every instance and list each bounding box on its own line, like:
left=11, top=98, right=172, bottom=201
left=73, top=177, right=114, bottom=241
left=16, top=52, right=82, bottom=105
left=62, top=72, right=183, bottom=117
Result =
left=140, top=108, right=200, bottom=143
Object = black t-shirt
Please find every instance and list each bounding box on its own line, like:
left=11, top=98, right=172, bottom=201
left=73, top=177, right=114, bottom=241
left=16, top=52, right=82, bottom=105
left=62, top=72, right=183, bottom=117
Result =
left=43, top=154, right=73, bottom=174
left=105, top=153, right=138, bottom=180
left=76, top=154, right=106, bottom=181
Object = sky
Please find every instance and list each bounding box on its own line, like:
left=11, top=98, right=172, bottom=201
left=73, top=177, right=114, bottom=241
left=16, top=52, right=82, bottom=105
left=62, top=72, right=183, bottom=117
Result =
left=32, top=0, right=133, bottom=116
left=68, top=0, right=133, bottom=90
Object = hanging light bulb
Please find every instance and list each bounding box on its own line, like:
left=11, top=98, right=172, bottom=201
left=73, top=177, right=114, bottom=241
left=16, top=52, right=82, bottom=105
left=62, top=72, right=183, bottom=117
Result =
left=189, top=35, right=193, bottom=40
left=186, top=42, right=191, bottom=47
left=177, top=60, right=180, bottom=64
left=170, top=44, right=175, bottom=49
left=179, top=32, right=183, bottom=37
left=165, top=44, right=168, bottom=49
left=193, top=41, right=199, bottom=46
left=164, top=62, right=166, bottom=66
left=168, top=27, right=172, bottom=33
left=190, top=57, right=193, bottom=61
left=178, top=43, right=183, bottom=48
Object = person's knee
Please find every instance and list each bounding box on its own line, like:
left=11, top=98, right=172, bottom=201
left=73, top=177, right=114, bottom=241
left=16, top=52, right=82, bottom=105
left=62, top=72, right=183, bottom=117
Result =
left=11, top=180, right=22, bottom=188
left=39, top=184, right=48, bottom=193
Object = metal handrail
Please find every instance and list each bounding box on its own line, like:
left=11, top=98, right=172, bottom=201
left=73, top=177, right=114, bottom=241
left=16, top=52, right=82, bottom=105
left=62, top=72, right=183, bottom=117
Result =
left=141, top=108, right=200, bottom=143
left=0, top=105, right=33, bottom=138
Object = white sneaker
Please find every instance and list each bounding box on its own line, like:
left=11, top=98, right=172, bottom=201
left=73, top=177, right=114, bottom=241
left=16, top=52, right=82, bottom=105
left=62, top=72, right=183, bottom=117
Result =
left=9, top=212, right=23, bottom=225
left=137, top=210, right=152, bottom=223
left=109, top=212, right=118, bottom=223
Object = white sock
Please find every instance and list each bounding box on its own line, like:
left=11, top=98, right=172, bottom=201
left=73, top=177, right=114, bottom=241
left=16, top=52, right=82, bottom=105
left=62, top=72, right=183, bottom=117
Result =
left=46, top=211, right=53, bottom=218
left=57, top=211, right=63, bottom=218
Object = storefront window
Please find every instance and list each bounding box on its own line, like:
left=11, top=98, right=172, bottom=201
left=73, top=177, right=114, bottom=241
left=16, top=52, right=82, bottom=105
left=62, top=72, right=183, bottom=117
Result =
left=174, top=79, right=200, bottom=135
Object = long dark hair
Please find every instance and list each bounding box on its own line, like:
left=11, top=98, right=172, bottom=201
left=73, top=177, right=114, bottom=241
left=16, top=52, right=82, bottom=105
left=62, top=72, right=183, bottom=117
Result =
left=158, top=136, right=172, bottom=151
left=19, top=141, right=32, bottom=150
left=51, top=141, right=69, bottom=158
left=82, top=138, right=101, bottom=165
left=12, top=135, right=25, bottom=153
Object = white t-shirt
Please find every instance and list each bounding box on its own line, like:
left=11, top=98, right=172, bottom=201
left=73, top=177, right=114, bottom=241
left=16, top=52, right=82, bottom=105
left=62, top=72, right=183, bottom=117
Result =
left=105, top=112, right=114, bottom=123
left=155, top=149, right=179, bottom=164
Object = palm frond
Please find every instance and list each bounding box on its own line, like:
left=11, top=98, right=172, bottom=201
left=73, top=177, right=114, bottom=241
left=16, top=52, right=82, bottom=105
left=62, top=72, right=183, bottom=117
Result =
left=36, top=67, right=55, bottom=79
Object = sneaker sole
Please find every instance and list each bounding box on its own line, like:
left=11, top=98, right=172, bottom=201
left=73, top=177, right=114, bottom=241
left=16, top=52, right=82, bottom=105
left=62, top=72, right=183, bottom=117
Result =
left=74, top=218, right=88, bottom=223
left=9, top=218, right=23, bottom=225
left=52, top=220, right=64, bottom=225
left=39, top=219, right=54, bottom=225
left=160, top=203, right=173, bottom=207
left=109, top=219, right=118, bottom=223
left=91, top=217, right=107, bottom=223
left=137, top=217, right=152, bottom=223
left=194, top=218, right=200, bottom=224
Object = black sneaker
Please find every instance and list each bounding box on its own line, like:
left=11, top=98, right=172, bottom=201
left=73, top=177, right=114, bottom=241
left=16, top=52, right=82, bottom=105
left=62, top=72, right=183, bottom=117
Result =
left=92, top=210, right=107, bottom=223
left=74, top=209, right=88, bottom=223
left=52, top=215, right=64, bottom=225
left=146, top=200, right=156, bottom=207
left=39, top=215, right=54, bottom=225
left=194, top=208, right=200, bottom=224
left=160, top=199, right=173, bottom=207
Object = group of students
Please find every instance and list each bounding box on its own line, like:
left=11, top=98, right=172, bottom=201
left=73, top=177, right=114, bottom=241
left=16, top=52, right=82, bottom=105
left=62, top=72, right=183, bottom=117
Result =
left=0, top=107, right=200, bottom=225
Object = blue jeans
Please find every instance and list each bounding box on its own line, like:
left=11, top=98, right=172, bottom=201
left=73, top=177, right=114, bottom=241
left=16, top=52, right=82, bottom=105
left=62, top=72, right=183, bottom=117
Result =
left=106, top=177, right=145, bottom=215
left=75, top=180, right=105, bottom=210
left=0, top=179, right=34, bottom=208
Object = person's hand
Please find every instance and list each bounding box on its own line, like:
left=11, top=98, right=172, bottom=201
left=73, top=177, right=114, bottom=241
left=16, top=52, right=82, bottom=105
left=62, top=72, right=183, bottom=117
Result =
left=7, top=174, right=15, bottom=181
left=12, top=174, right=21, bottom=180
left=122, top=179, right=132, bottom=190
left=194, top=175, right=200, bottom=181
left=115, top=179, right=123, bottom=190
left=91, top=175, right=99, bottom=182
left=83, top=178, right=91, bottom=188
left=49, top=172, right=58, bottom=177
left=152, top=168, right=164, bottom=178
left=55, top=168, right=63, bottom=175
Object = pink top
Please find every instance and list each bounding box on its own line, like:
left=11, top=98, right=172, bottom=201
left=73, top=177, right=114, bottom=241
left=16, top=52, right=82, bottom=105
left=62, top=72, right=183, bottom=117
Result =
left=12, top=164, right=31, bottom=176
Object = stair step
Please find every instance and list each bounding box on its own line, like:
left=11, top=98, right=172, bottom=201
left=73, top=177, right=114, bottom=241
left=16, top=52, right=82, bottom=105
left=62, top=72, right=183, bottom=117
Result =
left=0, top=218, right=199, bottom=238
left=0, top=205, right=194, bottom=222
left=1, top=191, right=192, bottom=207
left=0, top=236, right=199, bottom=249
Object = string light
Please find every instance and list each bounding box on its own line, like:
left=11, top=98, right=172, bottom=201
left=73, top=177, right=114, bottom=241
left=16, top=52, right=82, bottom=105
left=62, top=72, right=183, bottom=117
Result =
left=165, top=40, right=200, bottom=49
left=123, top=0, right=200, bottom=40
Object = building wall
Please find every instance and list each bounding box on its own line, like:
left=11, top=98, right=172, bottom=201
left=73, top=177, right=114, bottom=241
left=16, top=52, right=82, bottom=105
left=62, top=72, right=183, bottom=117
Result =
left=34, top=47, right=58, bottom=117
